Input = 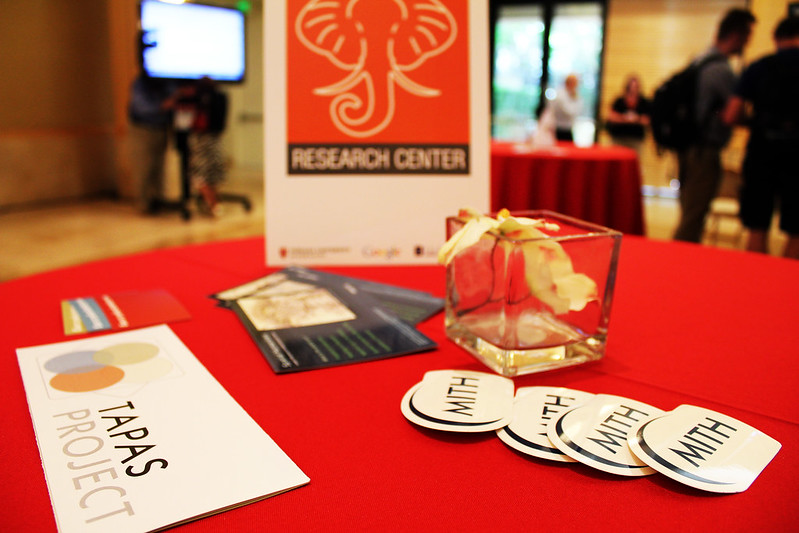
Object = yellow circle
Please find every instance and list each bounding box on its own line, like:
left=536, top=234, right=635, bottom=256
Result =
left=94, top=343, right=159, bottom=366
left=120, top=357, right=174, bottom=383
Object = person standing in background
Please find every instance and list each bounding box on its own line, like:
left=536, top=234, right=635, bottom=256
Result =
left=128, top=72, right=176, bottom=214
left=551, top=74, right=583, bottom=142
left=606, top=75, right=650, bottom=155
left=172, top=77, right=229, bottom=216
left=723, top=16, right=799, bottom=259
left=672, top=8, right=756, bottom=243
left=128, top=31, right=177, bottom=214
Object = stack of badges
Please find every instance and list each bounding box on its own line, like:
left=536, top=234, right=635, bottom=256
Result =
left=401, top=370, right=781, bottom=494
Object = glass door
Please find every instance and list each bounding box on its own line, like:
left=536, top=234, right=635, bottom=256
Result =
left=544, top=3, right=604, bottom=145
left=492, top=5, right=545, bottom=140
left=491, top=1, right=606, bottom=142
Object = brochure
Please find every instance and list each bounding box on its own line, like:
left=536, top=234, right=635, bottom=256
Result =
left=213, top=266, right=444, bottom=325
left=213, top=268, right=440, bottom=373
left=61, top=289, right=191, bottom=336
left=16, top=325, right=309, bottom=533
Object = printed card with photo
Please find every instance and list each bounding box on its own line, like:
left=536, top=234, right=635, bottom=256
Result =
left=219, top=268, right=437, bottom=373
left=212, top=267, right=444, bottom=326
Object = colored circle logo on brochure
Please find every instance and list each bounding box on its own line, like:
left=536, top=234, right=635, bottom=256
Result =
left=44, top=342, right=173, bottom=393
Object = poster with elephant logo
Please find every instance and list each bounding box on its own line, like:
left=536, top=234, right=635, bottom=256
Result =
left=265, top=0, right=490, bottom=265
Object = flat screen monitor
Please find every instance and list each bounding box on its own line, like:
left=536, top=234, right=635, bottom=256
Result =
left=140, top=0, right=246, bottom=83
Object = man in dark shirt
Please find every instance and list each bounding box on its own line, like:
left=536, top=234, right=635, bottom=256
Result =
left=724, top=17, right=799, bottom=259
left=128, top=73, right=177, bottom=213
left=673, top=8, right=756, bottom=243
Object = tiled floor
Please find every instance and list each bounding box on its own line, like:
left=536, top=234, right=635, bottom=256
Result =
left=0, top=176, right=787, bottom=282
left=644, top=192, right=787, bottom=255
left=0, top=173, right=264, bottom=282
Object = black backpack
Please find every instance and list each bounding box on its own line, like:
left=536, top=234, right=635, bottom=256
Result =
left=650, top=55, right=724, bottom=150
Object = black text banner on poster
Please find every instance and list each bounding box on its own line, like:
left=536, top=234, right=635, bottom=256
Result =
left=288, top=144, right=470, bottom=175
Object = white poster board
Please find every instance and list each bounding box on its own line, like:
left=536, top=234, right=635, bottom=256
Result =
left=265, top=0, right=490, bottom=265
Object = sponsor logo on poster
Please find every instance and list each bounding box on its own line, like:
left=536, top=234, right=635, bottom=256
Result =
left=279, top=246, right=353, bottom=261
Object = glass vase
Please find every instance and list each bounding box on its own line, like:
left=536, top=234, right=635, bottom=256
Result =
left=445, top=210, right=621, bottom=377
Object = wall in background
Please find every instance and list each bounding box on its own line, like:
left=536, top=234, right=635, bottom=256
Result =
left=0, top=0, right=120, bottom=208
left=747, top=0, right=793, bottom=58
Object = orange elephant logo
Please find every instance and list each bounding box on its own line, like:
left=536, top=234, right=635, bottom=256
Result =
left=294, top=0, right=458, bottom=139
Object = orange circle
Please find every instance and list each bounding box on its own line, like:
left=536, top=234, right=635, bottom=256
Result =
left=50, top=365, right=125, bottom=392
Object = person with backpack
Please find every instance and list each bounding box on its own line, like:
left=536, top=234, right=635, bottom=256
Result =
left=671, top=8, right=756, bottom=243
left=723, top=17, right=799, bottom=259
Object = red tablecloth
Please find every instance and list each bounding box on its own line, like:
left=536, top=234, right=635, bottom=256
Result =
left=492, top=141, right=646, bottom=235
left=2, top=237, right=798, bottom=531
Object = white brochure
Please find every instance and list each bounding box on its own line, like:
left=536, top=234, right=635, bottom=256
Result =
left=16, top=325, right=309, bottom=533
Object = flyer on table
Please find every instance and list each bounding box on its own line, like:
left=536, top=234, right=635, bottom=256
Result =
left=264, top=0, right=490, bottom=265
left=218, top=267, right=438, bottom=373
left=61, top=289, right=191, bottom=336
left=16, top=325, right=309, bottom=533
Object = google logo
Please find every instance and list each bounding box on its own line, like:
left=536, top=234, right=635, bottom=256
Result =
left=362, top=246, right=401, bottom=260
left=44, top=342, right=173, bottom=393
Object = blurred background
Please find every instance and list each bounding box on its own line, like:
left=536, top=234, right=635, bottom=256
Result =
left=0, top=0, right=792, bottom=279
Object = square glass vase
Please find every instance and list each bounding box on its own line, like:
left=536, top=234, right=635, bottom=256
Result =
left=445, top=210, right=621, bottom=377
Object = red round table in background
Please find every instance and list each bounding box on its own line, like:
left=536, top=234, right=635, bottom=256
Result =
left=491, top=141, right=646, bottom=235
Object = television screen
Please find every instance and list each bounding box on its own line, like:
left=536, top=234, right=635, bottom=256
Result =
left=140, top=0, right=246, bottom=83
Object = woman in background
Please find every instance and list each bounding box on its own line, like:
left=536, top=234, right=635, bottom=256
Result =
left=606, top=75, right=651, bottom=154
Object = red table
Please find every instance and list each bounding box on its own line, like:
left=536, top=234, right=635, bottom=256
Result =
left=492, top=141, right=646, bottom=235
left=2, top=237, right=798, bottom=531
